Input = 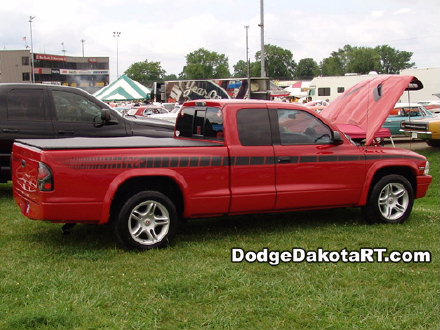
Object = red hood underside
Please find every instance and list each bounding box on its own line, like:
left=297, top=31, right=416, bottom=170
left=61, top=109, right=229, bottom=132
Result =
left=320, top=75, right=422, bottom=145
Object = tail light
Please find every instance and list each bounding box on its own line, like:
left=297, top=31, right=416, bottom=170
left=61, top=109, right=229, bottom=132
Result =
left=38, top=162, right=54, bottom=191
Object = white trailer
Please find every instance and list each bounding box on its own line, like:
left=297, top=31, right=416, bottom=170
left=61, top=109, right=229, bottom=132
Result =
left=399, top=68, right=440, bottom=103
left=308, top=73, right=380, bottom=102
left=308, top=68, right=440, bottom=103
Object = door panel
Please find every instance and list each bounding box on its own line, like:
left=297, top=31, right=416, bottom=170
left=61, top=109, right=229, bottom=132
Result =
left=271, top=108, right=365, bottom=210
left=228, top=106, right=276, bottom=213
left=50, top=90, right=126, bottom=137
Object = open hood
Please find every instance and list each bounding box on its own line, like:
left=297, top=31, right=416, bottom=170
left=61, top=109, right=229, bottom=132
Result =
left=320, top=75, right=423, bottom=145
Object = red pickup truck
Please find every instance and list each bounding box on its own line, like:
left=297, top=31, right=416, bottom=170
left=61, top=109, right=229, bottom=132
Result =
left=12, top=96, right=432, bottom=250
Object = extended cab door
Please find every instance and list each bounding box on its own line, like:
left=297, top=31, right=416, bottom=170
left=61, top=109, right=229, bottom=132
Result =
left=269, top=106, right=366, bottom=209
left=226, top=105, right=276, bottom=213
left=49, top=88, right=127, bottom=137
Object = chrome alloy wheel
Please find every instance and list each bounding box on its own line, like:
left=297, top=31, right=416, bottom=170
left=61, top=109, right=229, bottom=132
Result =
left=377, top=183, right=409, bottom=221
left=128, top=200, right=170, bottom=245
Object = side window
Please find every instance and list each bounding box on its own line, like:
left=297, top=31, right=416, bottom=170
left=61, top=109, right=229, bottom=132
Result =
left=237, top=108, right=271, bottom=146
left=318, top=87, right=330, bottom=96
left=52, top=90, right=102, bottom=122
left=277, top=109, right=332, bottom=145
left=7, top=88, right=47, bottom=121
left=175, top=106, right=224, bottom=141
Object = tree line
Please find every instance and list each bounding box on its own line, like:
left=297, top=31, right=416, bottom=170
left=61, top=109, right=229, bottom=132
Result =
left=125, top=44, right=415, bottom=87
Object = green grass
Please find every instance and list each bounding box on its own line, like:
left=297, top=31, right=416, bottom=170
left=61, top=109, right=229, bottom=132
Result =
left=0, top=148, right=439, bottom=330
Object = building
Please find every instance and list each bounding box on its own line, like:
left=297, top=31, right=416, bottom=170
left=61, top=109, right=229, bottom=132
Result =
left=0, top=50, right=109, bottom=93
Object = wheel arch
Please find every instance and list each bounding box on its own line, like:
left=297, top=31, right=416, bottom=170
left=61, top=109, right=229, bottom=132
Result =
left=359, top=165, right=417, bottom=206
left=99, top=170, right=186, bottom=224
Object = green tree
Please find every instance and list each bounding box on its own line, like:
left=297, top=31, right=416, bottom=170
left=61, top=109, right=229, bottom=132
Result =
left=296, top=58, right=320, bottom=79
left=233, top=60, right=248, bottom=78
left=124, top=60, right=165, bottom=87
left=320, top=44, right=414, bottom=76
left=346, top=47, right=381, bottom=74
left=232, top=60, right=260, bottom=78
left=255, top=44, right=296, bottom=79
left=163, top=73, right=179, bottom=81
left=375, top=45, right=414, bottom=73
left=181, top=48, right=230, bottom=79
left=320, top=56, right=344, bottom=76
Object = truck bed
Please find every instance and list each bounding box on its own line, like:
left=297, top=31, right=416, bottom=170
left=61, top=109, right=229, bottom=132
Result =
left=15, top=136, right=221, bottom=150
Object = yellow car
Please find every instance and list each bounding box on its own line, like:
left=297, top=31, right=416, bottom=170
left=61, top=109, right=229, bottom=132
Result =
left=401, top=117, right=440, bottom=147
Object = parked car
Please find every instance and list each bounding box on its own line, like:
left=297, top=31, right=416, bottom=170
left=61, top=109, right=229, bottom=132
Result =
left=0, top=83, right=174, bottom=182
left=126, top=105, right=169, bottom=117
left=418, top=100, right=440, bottom=114
left=401, top=117, right=440, bottom=147
left=148, top=106, right=181, bottom=123
left=383, top=103, right=436, bottom=135
left=304, top=100, right=329, bottom=112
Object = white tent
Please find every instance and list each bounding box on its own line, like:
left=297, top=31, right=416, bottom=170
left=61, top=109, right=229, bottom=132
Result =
left=94, top=75, right=152, bottom=101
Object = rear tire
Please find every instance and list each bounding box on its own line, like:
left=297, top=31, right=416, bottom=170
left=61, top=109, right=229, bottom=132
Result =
left=364, top=175, right=414, bottom=224
left=113, top=191, right=178, bottom=250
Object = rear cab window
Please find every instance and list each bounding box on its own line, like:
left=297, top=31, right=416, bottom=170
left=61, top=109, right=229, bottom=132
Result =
left=175, top=106, right=224, bottom=141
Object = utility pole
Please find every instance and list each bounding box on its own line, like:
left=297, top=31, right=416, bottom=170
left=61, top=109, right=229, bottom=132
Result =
left=244, top=25, right=250, bottom=98
left=258, top=0, right=266, bottom=77
left=81, top=39, right=85, bottom=57
left=29, top=16, right=35, bottom=83
left=244, top=25, right=250, bottom=77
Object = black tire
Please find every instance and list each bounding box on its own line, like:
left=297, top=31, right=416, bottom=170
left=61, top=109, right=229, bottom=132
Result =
left=426, top=140, right=440, bottom=148
left=364, top=175, right=414, bottom=224
left=113, top=191, right=178, bottom=250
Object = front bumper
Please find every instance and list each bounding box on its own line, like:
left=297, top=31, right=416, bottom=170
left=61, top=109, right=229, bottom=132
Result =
left=416, top=175, right=433, bottom=199
left=400, top=129, right=432, bottom=140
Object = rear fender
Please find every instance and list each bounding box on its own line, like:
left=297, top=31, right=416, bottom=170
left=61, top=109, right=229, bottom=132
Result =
left=99, top=169, right=188, bottom=224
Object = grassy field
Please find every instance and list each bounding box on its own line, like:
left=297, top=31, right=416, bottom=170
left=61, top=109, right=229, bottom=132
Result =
left=0, top=147, right=438, bottom=330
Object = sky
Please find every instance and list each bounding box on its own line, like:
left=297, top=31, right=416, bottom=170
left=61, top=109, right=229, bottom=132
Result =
left=1, top=0, right=439, bottom=81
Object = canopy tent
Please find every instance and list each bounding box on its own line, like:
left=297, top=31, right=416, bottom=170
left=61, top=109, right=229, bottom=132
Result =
left=270, top=81, right=291, bottom=98
left=284, top=81, right=311, bottom=98
left=94, top=75, right=152, bottom=101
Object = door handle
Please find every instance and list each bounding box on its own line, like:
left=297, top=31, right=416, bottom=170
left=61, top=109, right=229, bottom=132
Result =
left=2, top=128, right=20, bottom=133
left=58, top=130, right=74, bottom=135
left=277, top=156, right=291, bottom=163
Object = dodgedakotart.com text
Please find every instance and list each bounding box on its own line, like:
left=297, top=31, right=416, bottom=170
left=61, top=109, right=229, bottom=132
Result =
left=231, top=248, right=431, bottom=266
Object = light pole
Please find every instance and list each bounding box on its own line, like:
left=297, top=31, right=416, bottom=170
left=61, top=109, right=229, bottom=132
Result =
left=113, top=31, right=121, bottom=78
left=61, top=42, right=66, bottom=56
left=244, top=25, right=250, bottom=98
left=81, top=39, right=85, bottom=57
left=244, top=25, right=249, bottom=76
left=258, top=0, right=266, bottom=77
left=29, top=16, right=35, bottom=83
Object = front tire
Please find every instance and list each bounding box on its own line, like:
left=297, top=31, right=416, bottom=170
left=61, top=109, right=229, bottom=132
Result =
left=113, top=191, right=178, bottom=250
left=364, top=175, right=414, bottom=224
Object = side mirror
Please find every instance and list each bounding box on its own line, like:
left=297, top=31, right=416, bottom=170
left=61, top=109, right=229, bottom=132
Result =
left=93, top=109, right=112, bottom=128
left=332, top=131, right=344, bottom=145
left=101, top=108, right=111, bottom=122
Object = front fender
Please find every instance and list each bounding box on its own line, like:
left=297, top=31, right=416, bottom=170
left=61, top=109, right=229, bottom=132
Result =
left=358, top=160, right=419, bottom=206
left=98, top=169, right=188, bottom=224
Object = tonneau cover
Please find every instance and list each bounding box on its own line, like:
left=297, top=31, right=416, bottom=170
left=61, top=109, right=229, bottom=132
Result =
left=15, top=136, right=222, bottom=150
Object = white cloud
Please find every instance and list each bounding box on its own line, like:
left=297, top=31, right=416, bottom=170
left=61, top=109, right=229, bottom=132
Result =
left=1, top=0, right=439, bottom=81
left=393, top=8, right=411, bottom=15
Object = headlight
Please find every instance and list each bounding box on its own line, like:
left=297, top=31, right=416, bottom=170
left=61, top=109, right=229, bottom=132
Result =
left=424, top=161, right=430, bottom=175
